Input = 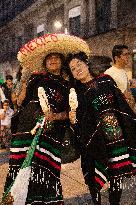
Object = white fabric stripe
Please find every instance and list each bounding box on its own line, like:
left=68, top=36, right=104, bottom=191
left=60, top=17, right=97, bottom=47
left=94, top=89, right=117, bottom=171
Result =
left=27, top=199, right=63, bottom=204
left=36, top=145, right=61, bottom=163
left=10, top=147, right=29, bottom=152
left=109, top=154, right=129, bottom=162
left=95, top=168, right=107, bottom=182
left=10, top=146, right=61, bottom=163
left=132, top=163, right=136, bottom=167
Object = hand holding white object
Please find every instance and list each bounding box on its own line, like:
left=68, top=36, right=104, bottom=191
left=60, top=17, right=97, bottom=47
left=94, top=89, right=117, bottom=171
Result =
left=69, top=88, right=78, bottom=124
left=38, top=87, right=50, bottom=113
left=31, top=87, right=50, bottom=135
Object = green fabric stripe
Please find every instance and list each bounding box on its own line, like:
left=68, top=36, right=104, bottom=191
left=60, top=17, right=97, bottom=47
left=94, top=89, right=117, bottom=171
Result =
left=40, top=141, right=61, bottom=157
left=11, top=140, right=60, bottom=157
left=11, top=140, right=32, bottom=146
left=95, top=161, right=108, bottom=177
left=96, top=183, right=101, bottom=189
left=130, top=156, right=136, bottom=162
left=3, top=128, right=42, bottom=201
left=110, top=147, right=128, bottom=156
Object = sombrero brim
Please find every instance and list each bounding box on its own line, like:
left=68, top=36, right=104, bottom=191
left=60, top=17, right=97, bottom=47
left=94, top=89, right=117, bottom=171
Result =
left=17, top=33, right=91, bottom=74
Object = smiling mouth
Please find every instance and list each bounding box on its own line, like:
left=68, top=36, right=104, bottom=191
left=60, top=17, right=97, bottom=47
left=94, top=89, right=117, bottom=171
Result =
left=50, top=63, right=57, bottom=66
left=77, top=71, right=83, bottom=75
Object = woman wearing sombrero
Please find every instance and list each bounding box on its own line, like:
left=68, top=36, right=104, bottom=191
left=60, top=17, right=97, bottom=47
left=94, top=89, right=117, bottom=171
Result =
left=2, top=34, right=90, bottom=205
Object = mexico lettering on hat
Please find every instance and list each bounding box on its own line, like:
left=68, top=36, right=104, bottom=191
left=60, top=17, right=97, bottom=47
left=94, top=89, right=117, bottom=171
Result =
left=17, top=33, right=91, bottom=79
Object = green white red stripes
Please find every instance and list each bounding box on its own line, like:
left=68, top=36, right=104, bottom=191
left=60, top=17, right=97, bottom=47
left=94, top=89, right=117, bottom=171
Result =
left=108, top=145, right=136, bottom=177
left=2, top=118, right=45, bottom=205
left=94, top=161, right=109, bottom=190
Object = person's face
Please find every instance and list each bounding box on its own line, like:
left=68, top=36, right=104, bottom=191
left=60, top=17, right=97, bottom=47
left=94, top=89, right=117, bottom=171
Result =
left=116, top=48, right=130, bottom=66
left=45, top=54, right=62, bottom=74
left=6, top=79, right=13, bottom=87
left=3, top=103, right=9, bottom=111
left=69, top=58, right=91, bottom=83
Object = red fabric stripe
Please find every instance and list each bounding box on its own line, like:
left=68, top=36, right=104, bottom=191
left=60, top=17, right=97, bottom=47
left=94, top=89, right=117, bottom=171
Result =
left=95, top=176, right=104, bottom=187
left=109, top=160, right=132, bottom=169
left=34, top=152, right=61, bottom=170
left=96, top=73, right=107, bottom=79
left=10, top=153, right=26, bottom=159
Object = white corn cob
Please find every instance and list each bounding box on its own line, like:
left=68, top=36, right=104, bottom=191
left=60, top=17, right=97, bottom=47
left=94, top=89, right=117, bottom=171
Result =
left=38, top=87, right=50, bottom=113
left=69, top=88, right=78, bottom=124
left=69, top=88, right=78, bottom=111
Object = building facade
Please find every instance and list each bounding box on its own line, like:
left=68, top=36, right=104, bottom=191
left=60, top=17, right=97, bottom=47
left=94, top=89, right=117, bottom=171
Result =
left=0, top=0, right=136, bottom=80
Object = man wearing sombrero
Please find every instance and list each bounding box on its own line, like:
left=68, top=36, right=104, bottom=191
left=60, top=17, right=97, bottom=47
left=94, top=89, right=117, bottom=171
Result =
left=2, top=33, right=90, bottom=205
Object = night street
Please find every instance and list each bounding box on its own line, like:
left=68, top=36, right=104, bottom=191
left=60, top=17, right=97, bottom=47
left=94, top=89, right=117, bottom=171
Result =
left=0, top=1, right=136, bottom=205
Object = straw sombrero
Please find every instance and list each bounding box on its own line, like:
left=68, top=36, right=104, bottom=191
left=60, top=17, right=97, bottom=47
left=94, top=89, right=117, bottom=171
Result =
left=17, top=33, right=91, bottom=79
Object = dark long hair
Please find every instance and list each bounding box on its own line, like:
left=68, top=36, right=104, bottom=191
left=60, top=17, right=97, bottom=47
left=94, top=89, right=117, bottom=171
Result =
left=65, top=52, right=94, bottom=87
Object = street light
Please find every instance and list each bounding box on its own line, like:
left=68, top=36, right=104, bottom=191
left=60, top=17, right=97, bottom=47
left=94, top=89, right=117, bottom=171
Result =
left=54, top=21, right=62, bottom=30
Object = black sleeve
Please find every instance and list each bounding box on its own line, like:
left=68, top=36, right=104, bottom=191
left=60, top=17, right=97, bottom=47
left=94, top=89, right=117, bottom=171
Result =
left=22, top=74, right=40, bottom=106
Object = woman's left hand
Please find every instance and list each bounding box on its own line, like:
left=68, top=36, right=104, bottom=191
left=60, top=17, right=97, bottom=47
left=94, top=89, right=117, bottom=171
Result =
left=100, top=181, right=110, bottom=192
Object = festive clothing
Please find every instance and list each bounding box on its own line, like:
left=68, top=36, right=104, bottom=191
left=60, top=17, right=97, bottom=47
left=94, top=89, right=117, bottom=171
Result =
left=73, top=74, right=136, bottom=191
left=4, top=72, right=69, bottom=205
